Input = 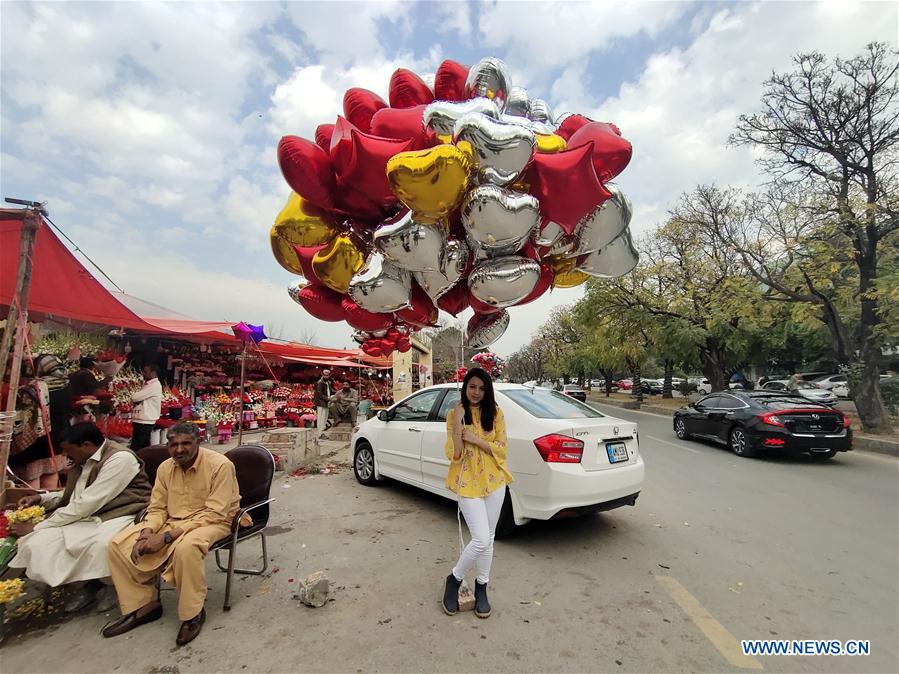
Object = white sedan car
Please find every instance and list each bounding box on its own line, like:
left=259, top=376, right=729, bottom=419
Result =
left=351, top=383, right=645, bottom=537
left=761, top=380, right=839, bottom=404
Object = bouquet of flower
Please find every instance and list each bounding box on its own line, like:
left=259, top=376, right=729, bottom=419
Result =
left=95, top=349, right=127, bottom=378
left=0, top=577, right=25, bottom=605
left=273, top=386, right=292, bottom=399
left=0, top=506, right=46, bottom=574
left=111, top=367, right=144, bottom=413
left=214, top=393, right=233, bottom=406
left=105, top=416, right=133, bottom=439
left=209, top=410, right=236, bottom=428
left=453, top=367, right=468, bottom=383
left=471, top=352, right=506, bottom=379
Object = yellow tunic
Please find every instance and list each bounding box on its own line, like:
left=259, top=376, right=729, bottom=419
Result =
left=445, top=406, right=513, bottom=498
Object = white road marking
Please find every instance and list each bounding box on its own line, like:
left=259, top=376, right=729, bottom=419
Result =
left=644, top=434, right=702, bottom=454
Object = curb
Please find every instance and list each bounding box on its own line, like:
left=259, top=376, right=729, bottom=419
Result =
left=588, top=396, right=899, bottom=458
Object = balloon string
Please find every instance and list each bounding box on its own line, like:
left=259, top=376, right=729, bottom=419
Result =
left=249, top=340, right=280, bottom=383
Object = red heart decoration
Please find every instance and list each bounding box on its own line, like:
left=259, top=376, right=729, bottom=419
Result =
left=343, top=88, right=388, bottom=133
left=293, top=244, right=328, bottom=284
left=516, top=262, right=554, bottom=306
left=395, top=283, right=439, bottom=327
left=396, top=336, right=412, bottom=353
left=330, top=116, right=413, bottom=205
left=389, top=68, right=435, bottom=108
left=341, top=298, right=395, bottom=332
left=315, top=123, right=335, bottom=152
left=277, top=136, right=336, bottom=210
left=378, top=339, right=396, bottom=356
left=386, top=327, right=401, bottom=341
left=436, top=281, right=471, bottom=317
left=567, top=121, right=633, bottom=183
left=362, top=341, right=384, bottom=357
left=370, top=105, right=436, bottom=149
left=296, top=285, right=345, bottom=322
left=526, top=143, right=611, bottom=235
left=434, top=59, right=469, bottom=101
left=555, top=114, right=593, bottom=141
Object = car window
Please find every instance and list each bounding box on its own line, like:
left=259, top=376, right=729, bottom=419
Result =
left=718, top=395, right=744, bottom=409
left=764, top=382, right=787, bottom=390
left=436, top=388, right=461, bottom=422
left=391, top=389, right=443, bottom=422
left=503, top=389, right=604, bottom=419
left=698, top=395, right=722, bottom=408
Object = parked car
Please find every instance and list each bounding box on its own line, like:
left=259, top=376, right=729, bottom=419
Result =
left=812, top=374, right=848, bottom=390
left=562, top=383, right=587, bottom=402
left=673, top=390, right=852, bottom=459
left=761, top=380, right=838, bottom=405
left=631, top=379, right=663, bottom=395
left=696, top=378, right=712, bottom=395
left=351, top=383, right=645, bottom=536
left=616, top=379, right=634, bottom=391
left=832, top=383, right=850, bottom=399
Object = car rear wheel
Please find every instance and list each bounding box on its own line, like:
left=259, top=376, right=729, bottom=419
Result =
left=674, top=417, right=690, bottom=440
left=729, top=426, right=755, bottom=458
left=494, top=489, right=518, bottom=539
left=353, top=441, right=379, bottom=486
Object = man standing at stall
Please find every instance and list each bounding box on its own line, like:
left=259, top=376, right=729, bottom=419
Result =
left=131, top=364, right=162, bottom=450
left=314, top=369, right=333, bottom=438
left=102, top=422, right=241, bottom=646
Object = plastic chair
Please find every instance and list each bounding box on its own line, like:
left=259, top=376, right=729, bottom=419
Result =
left=209, top=444, right=275, bottom=611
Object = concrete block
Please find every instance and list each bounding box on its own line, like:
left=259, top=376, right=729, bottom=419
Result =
left=458, top=580, right=475, bottom=612
left=295, top=571, right=329, bottom=608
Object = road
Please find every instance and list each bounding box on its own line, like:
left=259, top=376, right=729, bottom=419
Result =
left=2, top=406, right=896, bottom=673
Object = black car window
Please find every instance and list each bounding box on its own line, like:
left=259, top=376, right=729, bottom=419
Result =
left=698, top=395, right=722, bottom=408
left=392, top=389, right=443, bottom=422
left=436, top=388, right=461, bottom=422
left=717, top=395, right=744, bottom=409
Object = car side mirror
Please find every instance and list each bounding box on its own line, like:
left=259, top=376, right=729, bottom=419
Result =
left=377, top=409, right=390, bottom=422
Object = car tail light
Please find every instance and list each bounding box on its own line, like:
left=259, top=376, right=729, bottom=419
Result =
left=842, top=414, right=851, bottom=429
left=764, top=437, right=786, bottom=446
left=534, top=434, right=584, bottom=463
left=757, top=412, right=785, bottom=428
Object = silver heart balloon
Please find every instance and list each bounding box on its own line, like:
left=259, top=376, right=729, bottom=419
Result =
left=498, top=113, right=556, bottom=136
left=571, top=185, right=633, bottom=256
left=371, top=328, right=389, bottom=338
left=414, top=239, right=469, bottom=300
left=464, top=57, right=511, bottom=110
left=466, top=310, right=510, bottom=349
left=374, top=210, right=446, bottom=272
left=453, top=113, right=536, bottom=186
left=348, top=253, right=412, bottom=313
left=534, top=220, right=565, bottom=248
left=351, top=330, right=369, bottom=345
left=529, top=98, right=554, bottom=124
left=287, top=279, right=309, bottom=305
left=423, top=97, right=499, bottom=136
left=462, top=185, right=539, bottom=255
left=504, top=86, right=530, bottom=117
left=468, top=256, right=542, bottom=308
left=577, top=229, right=639, bottom=278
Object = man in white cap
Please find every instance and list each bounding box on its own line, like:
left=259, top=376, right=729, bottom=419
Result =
left=313, top=370, right=332, bottom=438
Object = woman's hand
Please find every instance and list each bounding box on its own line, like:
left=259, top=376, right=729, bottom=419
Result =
left=462, top=428, right=488, bottom=450
left=452, top=402, right=464, bottom=430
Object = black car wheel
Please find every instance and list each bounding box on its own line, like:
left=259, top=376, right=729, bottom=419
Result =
left=674, top=417, right=690, bottom=440
left=353, top=441, right=379, bottom=486
left=729, top=426, right=755, bottom=458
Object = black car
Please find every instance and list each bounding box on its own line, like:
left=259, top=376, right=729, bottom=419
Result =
left=672, top=391, right=852, bottom=459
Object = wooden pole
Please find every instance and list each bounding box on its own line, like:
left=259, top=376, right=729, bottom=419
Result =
left=0, top=209, right=41, bottom=500
left=237, top=343, right=247, bottom=446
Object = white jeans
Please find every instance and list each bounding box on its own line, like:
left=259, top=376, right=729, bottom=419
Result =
left=453, top=485, right=506, bottom=584
left=316, top=406, right=329, bottom=434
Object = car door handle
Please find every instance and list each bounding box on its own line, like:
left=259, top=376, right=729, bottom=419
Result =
left=408, top=428, right=421, bottom=433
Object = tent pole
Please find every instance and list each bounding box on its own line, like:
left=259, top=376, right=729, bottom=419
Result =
left=0, top=209, right=40, bottom=502
left=237, top=343, right=247, bottom=446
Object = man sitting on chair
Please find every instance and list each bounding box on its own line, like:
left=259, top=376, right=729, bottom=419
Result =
left=102, top=422, right=242, bottom=646
left=9, top=422, right=152, bottom=612
left=327, top=381, right=358, bottom=427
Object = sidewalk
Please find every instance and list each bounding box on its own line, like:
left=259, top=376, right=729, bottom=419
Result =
left=587, top=393, right=899, bottom=458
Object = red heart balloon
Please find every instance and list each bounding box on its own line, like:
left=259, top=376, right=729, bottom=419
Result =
left=516, top=262, right=554, bottom=306
left=293, top=244, right=328, bottom=284
left=343, top=88, right=388, bottom=133
left=362, top=341, right=384, bottom=357
left=434, top=59, right=469, bottom=101
left=389, top=68, right=435, bottom=108
left=341, top=298, right=395, bottom=332
left=370, top=105, right=436, bottom=149
left=555, top=114, right=592, bottom=141
left=396, top=336, right=412, bottom=353
left=386, top=327, right=401, bottom=341
left=396, top=284, right=439, bottom=327
left=468, top=292, right=503, bottom=315
left=315, top=123, right=335, bottom=152
left=526, top=143, right=611, bottom=235
left=378, top=339, right=396, bottom=356
left=296, top=285, right=344, bottom=322
left=330, top=116, right=413, bottom=205
left=567, top=121, right=633, bottom=183
left=436, top=281, right=470, bottom=317
left=278, top=136, right=336, bottom=210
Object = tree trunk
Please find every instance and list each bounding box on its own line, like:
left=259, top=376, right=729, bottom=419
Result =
left=662, top=359, right=674, bottom=399
left=701, top=340, right=728, bottom=392
left=630, top=360, right=643, bottom=404
left=602, top=369, right=614, bottom=398
left=854, top=245, right=893, bottom=432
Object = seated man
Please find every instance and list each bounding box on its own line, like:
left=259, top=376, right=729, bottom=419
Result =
left=9, top=422, right=152, bottom=612
left=327, top=381, right=358, bottom=427
left=102, top=421, right=241, bottom=646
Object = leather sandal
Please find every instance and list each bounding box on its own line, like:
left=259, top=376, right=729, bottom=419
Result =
left=102, top=603, right=163, bottom=638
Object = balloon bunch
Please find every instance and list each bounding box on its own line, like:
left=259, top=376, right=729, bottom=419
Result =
left=272, top=57, right=637, bottom=352
left=470, top=351, right=506, bottom=379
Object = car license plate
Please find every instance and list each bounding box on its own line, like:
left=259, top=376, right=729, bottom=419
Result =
left=606, top=442, right=628, bottom=463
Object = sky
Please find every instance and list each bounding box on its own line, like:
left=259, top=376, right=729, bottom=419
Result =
left=1, top=1, right=896, bottom=357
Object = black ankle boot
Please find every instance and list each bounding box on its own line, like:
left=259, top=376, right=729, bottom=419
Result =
left=474, top=581, right=491, bottom=618
left=442, top=573, right=462, bottom=616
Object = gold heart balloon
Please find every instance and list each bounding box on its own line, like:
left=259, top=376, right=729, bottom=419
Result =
left=270, top=192, right=338, bottom=275
left=311, top=235, right=365, bottom=294
left=386, top=145, right=472, bottom=223
left=553, top=268, right=589, bottom=288
left=535, top=133, right=567, bottom=153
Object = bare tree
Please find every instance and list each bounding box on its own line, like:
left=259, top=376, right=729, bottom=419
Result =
left=297, top=328, right=318, bottom=345
left=724, top=42, right=899, bottom=432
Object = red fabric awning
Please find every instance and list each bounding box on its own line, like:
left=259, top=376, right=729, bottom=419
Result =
left=1, top=210, right=163, bottom=331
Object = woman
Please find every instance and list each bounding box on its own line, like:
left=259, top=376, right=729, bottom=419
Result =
left=442, top=367, right=513, bottom=619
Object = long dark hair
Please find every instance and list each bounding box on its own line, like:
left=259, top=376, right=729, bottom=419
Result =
left=461, top=367, right=497, bottom=432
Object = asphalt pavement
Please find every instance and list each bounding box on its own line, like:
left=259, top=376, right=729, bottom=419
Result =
left=2, top=405, right=896, bottom=673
